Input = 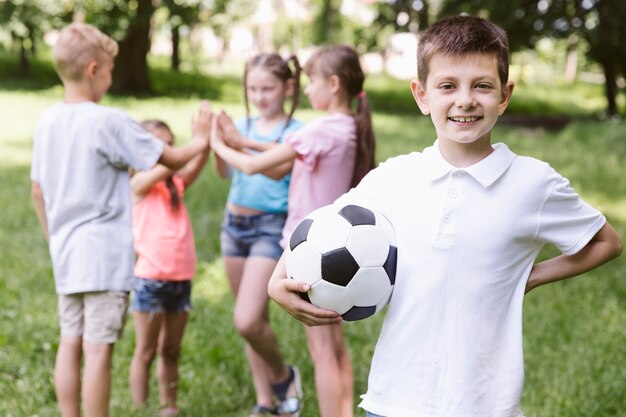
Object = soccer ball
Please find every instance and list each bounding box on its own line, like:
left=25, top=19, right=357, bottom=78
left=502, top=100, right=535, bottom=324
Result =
left=285, top=204, right=397, bottom=322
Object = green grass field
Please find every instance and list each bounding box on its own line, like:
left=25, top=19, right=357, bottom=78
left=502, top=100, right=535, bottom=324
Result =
left=0, top=60, right=625, bottom=416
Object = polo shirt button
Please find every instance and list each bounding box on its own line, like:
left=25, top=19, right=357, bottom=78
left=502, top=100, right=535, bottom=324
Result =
left=453, top=172, right=463, bottom=178
left=449, top=190, right=457, bottom=198
left=442, top=216, right=451, bottom=223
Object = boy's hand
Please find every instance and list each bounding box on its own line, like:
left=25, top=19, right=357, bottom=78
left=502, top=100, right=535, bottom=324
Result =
left=268, top=254, right=342, bottom=326
left=191, top=101, right=212, bottom=150
left=217, top=111, right=246, bottom=149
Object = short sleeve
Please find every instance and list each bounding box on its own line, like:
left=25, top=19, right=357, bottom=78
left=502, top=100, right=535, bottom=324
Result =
left=101, top=113, right=164, bottom=171
left=286, top=125, right=321, bottom=170
left=537, top=175, right=606, bottom=255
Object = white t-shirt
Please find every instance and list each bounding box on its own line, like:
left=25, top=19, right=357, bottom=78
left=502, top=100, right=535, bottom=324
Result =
left=31, top=102, right=164, bottom=295
left=335, top=141, right=605, bottom=417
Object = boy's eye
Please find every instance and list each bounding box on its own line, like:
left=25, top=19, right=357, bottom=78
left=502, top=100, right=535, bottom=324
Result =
left=476, top=83, right=492, bottom=89
left=439, top=83, right=455, bottom=90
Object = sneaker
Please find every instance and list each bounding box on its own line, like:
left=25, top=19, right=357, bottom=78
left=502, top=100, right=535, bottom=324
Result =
left=275, top=365, right=303, bottom=417
left=249, top=404, right=278, bottom=417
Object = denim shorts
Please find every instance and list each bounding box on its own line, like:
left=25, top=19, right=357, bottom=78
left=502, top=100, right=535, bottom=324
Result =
left=365, top=412, right=384, bottom=417
left=132, top=277, right=191, bottom=313
left=220, top=210, right=287, bottom=261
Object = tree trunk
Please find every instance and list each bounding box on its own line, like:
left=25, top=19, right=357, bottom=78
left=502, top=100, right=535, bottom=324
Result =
left=111, top=0, right=154, bottom=93
left=19, top=38, right=30, bottom=75
left=600, top=58, right=618, bottom=117
left=171, top=24, right=180, bottom=71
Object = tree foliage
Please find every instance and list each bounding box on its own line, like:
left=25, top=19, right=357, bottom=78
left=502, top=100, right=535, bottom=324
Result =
left=439, top=0, right=626, bottom=116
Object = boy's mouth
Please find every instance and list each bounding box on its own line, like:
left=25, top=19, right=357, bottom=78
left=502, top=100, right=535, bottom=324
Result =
left=448, top=116, right=482, bottom=123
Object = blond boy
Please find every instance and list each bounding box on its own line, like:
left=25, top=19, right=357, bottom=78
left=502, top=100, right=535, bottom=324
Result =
left=268, top=16, right=622, bottom=417
left=30, top=23, right=211, bottom=417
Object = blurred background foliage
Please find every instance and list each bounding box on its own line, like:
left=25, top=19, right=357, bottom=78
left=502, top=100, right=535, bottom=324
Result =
left=0, top=0, right=625, bottom=116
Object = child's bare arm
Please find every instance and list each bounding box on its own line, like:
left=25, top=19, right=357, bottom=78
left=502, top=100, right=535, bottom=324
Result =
left=130, top=165, right=173, bottom=201
left=211, top=120, right=297, bottom=176
left=176, top=108, right=213, bottom=187
left=31, top=181, right=49, bottom=242
left=526, top=222, right=623, bottom=293
left=218, top=111, right=282, bottom=152
left=268, top=253, right=343, bottom=326
left=159, top=101, right=212, bottom=170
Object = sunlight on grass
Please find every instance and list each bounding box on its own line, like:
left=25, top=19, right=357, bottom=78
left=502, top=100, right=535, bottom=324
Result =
left=194, top=258, right=231, bottom=304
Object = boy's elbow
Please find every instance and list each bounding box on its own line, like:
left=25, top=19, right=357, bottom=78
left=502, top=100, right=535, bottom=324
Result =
left=611, top=237, right=623, bottom=259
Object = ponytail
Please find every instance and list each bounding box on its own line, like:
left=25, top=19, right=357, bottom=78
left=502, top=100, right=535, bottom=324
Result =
left=304, top=45, right=376, bottom=188
left=351, top=92, right=376, bottom=188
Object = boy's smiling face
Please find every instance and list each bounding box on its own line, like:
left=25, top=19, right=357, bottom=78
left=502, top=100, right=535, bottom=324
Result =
left=411, top=52, right=514, bottom=152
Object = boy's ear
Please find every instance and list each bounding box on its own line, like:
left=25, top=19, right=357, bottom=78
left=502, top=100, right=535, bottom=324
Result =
left=410, top=79, right=430, bottom=115
left=85, top=60, right=99, bottom=79
left=498, top=80, right=515, bottom=115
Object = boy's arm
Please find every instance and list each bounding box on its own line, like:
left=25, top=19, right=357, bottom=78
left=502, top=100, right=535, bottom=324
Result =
left=31, top=181, right=49, bottom=242
left=158, top=101, right=212, bottom=171
left=267, top=253, right=343, bottom=326
left=526, top=222, right=622, bottom=293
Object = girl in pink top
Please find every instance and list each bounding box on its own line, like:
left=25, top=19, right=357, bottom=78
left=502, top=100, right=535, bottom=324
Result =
left=130, top=118, right=211, bottom=417
left=212, top=45, right=376, bottom=417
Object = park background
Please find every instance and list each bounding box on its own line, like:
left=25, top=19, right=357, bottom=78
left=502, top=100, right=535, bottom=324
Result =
left=1, top=0, right=625, bottom=416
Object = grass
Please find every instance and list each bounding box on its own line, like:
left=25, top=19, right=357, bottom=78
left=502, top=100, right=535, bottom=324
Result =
left=0, top=56, right=625, bottom=416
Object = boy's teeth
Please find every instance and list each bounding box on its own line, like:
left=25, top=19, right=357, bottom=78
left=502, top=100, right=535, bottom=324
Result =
left=450, top=116, right=479, bottom=122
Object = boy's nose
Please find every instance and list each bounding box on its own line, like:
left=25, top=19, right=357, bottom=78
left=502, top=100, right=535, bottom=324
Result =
left=455, top=89, right=476, bottom=109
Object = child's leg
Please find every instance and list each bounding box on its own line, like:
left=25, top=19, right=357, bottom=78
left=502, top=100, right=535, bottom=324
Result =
left=333, top=326, right=354, bottom=417
left=56, top=294, right=85, bottom=417
left=82, top=341, right=113, bottom=417
left=156, top=311, right=189, bottom=408
left=238, top=256, right=291, bottom=380
left=82, top=291, right=129, bottom=417
left=55, top=335, right=82, bottom=417
left=130, top=311, right=163, bottom=404
left=223, top=256, right=274, bottom=408
left=305, top=325, right=354, bottom=417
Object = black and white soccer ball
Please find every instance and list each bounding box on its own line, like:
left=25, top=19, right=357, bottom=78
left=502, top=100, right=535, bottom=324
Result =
left=285, top=204, right=397, bottom=322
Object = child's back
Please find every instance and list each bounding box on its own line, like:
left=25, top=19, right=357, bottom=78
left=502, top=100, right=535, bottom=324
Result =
left=32, top=101, right=163, bottom=293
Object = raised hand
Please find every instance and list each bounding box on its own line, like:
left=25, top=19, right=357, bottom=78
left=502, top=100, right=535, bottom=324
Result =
left=217, top=111, right=247, bottom=149
left=191, top=100, right=213, bottom=150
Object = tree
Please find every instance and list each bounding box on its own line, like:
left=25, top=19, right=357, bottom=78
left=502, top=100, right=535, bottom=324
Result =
left=439, top=0, right=626, bottom=117
left=0, top=0, right=71, bottom=75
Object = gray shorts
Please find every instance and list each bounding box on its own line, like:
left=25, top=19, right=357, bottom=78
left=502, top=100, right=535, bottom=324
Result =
left=58, top=291, right=129, bottom=344
left=220, top=210, right=287, bottom=261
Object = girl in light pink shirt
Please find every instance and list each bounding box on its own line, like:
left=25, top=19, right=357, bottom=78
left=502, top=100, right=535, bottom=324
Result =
left=212, top=45, right=376, bottom=417
left=130, top=119, right=211, bottom=417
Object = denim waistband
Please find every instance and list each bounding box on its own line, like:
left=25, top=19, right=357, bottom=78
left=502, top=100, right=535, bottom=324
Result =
left=226, top=210, right=287, bottom=226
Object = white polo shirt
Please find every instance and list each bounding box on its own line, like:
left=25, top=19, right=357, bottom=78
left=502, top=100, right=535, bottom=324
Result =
left=335, top=141, right=605, bottom=417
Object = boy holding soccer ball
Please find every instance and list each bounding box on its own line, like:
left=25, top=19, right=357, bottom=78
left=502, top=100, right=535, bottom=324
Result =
left=268, top=16, right=622, bottom=417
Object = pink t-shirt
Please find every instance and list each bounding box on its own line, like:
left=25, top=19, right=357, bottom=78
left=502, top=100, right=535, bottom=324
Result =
left=282, top=113, right=357, bottom=247
left=133, top=176, right=196, bottom=280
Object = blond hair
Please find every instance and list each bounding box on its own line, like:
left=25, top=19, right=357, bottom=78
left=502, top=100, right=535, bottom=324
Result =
left=53, top=23, right=118, bottom=82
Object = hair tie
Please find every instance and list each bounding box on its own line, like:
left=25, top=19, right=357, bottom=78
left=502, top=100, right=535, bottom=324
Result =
left=357, top=90, right=366, bottom=99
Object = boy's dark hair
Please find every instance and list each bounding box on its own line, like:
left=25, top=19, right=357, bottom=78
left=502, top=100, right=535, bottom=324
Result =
left=140, top=120, right=180, bottom=210
left=304, top=44, right=375, bottom=188
left=243, top=53, right=301, bottom=139
left=417, top=15, right=510, bottom=85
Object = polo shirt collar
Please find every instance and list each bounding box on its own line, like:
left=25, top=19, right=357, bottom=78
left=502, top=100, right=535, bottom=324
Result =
left=425, top=140, right=517, bottom=188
